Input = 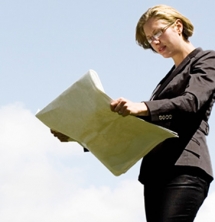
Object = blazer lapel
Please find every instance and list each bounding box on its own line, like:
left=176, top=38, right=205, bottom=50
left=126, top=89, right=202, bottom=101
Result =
left=150, top=48, right=202, bottom=101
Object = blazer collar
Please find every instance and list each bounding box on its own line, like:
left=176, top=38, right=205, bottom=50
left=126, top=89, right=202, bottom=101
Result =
left=150, top=47, right=202, bottom=100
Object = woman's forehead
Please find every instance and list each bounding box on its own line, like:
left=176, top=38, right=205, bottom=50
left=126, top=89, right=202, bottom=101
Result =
left=144, top=18, right=168, bottom=35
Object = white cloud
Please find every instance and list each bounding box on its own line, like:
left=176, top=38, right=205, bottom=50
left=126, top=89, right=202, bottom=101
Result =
left=195, top=191, right=215, bottom=222
left=0, top=103, right=145, bottom=222
left=0, top=103, right=214, bottom=222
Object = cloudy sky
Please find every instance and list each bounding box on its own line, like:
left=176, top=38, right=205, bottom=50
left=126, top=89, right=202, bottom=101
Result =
left=1, top=0, right=215, bottom=221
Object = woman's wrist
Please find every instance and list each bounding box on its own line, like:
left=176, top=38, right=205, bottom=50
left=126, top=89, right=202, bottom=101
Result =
left=137, top=102, right=149, bottom=116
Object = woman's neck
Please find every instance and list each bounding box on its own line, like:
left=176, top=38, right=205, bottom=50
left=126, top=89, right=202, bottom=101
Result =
left=172, top=42, right=195, bottom=67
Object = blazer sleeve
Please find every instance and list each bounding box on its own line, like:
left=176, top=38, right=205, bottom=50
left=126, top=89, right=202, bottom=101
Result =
left=144, top=50, right=215, bottom=123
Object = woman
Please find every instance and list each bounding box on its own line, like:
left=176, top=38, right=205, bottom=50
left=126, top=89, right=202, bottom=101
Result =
left=110, top=4, right=215, bottom=222
left=51, top=4, right=215, bottom=222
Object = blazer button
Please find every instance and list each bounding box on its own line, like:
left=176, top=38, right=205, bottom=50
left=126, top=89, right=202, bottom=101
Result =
left=159, top=115, right=163, bottom=120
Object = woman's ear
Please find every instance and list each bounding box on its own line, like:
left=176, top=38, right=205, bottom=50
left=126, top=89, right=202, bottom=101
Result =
left=175, top=19, right=183, bottom=35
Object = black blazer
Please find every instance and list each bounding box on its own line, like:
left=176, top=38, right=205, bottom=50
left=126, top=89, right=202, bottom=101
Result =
left=139, top=48, right=215, bottom=184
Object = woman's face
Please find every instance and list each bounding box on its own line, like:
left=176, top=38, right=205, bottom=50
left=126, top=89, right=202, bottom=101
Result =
left=143, top=17, right=183, bottom=58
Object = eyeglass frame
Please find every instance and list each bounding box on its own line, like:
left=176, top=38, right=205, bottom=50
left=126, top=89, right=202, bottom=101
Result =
left=146, top=20, right=176, bottom=44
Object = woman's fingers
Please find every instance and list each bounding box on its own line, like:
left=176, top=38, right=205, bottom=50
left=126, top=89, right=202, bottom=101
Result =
left=50, top=129, right=70, bottom=142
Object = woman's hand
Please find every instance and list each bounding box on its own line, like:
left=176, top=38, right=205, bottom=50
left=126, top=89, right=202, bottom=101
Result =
left=110, top=97, right=149, bottom=117
left=50, top=129, right=70, bottom=142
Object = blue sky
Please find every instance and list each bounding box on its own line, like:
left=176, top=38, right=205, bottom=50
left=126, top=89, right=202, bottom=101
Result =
left=1, top=0, right=215, bottom=221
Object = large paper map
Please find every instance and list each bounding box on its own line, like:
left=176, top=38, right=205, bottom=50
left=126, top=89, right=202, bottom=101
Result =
left=36, top=70, right=178, bottom=176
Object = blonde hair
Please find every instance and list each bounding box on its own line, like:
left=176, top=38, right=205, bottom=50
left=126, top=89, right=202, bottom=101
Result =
left=136, top=5, right=194, bottom=50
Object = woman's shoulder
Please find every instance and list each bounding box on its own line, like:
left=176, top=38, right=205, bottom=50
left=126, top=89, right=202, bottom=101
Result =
left=188, top=48, right=215, bottom=72
left=191, top=48, right=215, bottom=64
left=196, top=47, right=215, bottom=57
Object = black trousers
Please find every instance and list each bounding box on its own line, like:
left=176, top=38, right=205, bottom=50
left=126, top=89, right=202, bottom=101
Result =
left=144, top=174, right=209, bottom=222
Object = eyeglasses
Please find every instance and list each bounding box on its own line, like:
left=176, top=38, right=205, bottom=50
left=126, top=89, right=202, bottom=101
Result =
left=146, top=21, right=175, bottom=44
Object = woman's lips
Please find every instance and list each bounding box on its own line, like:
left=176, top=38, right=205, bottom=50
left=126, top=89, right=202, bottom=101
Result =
left=158, top=45, right=166, bottom=53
